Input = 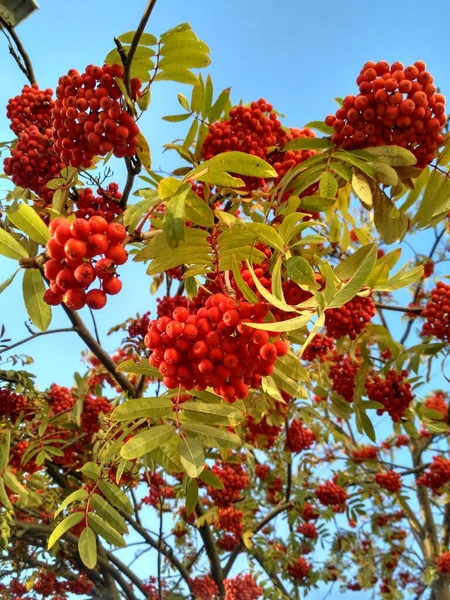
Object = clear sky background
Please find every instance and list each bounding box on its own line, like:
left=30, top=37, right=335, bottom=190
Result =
left=0, top=1, right=448, bottom=598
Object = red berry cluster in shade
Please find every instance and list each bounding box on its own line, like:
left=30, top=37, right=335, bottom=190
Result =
left=329, top=354, right=360, bottom=403
left=286, top=419, right=316, bottom=453
left=351, top=445, right=379, bottom=463
left=44, top=216, right=127, bottom=310
left=157, top=294, right=189, bottom=319
left=302, top=333, right=335, bottom=362
left=424, top=391, right=448, bottom=417
left=224, top=574, right=262, bottom=600
left=375, top=471, right=402, bottom=493
left=190, top=576, right=219, bottom=600
left=48, top=384, right=75, bottom=416
left=365, top=369, right=413, bottom=422
left=206, top=461, right=248, bottom=507
left=53, top=64, right=141, bottom=168
left=215, top=506, right=244, bottom=536
left=145, top=295, right=288, bottom=402
left=245, top=415, right=282, bottom=449
left=127, top=311, right=151, bottom=339
left=141, top=471, right=175, bottom=508
left=255, top=464, right=270, bottom=480
left=422, top=282, right=450, bottom=341
left=417, top=456, right=450, bottom=495
left=315, top=480, right=348, bottom=510
left=296, top=522, right=318, bottom=540
left=301, top=502, right=320, bottom=522
left=81, top=394, right=112, bottom=434
left=325, top=295, right=376, bottom=340
left=325, top=60, right=447, bottom=167
left=436, top=552, right=450, bottom=575
left=7, top=84, right=54, bottom=134
left=0, top=389, right=29, bottom=418
left=74, top=182, right=123, bottom=222
left=287, top=557, right=311, bottom=580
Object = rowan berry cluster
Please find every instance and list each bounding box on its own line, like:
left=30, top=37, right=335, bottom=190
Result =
left=375, top=471, right=402, bottom=493
left=218, top=533, right=239, bottom=551
left=81, top=394, right=112, bottom=434
left=190, top=575, right=219, bottom=600
left=351, top=445, right=379, bottom=462
left=74, top=182, right=123, bottom=222
left=301, top=502, right=320, bottom=522
left=7, top=83, right=54, bottom=133
left=424, top=391, right=448, bottom=417
left=325, top=295, right=376, bottom=340
left=141, top=472, right=175, bottom=507
left=287, top=557, right=311, bottom=580
left=255, top=464, right=270, bottom=480
left=436, top=552, right=450, bottom=575
left=325, top=60, right=447, bottom=167
left=0, top=389, right=29, bottom=418
left=417, top=456, right=450, bottom=495
left=156, top=294, right=188, bottom=319
left=315, top=480, right=348, bottom=510
left=296, top=522, right=318, bottom=540
left=215, top=506, right=244, bottom=536
left=329, top=354, right=359, bottom=403
left=207, top=461, right=248, bottom=507
left=145, top=295, right=288, bottom=402
left=53, top=64, right=141, bottom=168
left=286, top=419, right=316, bottom=453
left=245, top=415, right=282, bottom=449
left=48, top=384, right=75, bottom=415
left=422, top=282, right=450, bottom=341
left=365, top=369, right=413, bottom=422
left=302, top=333, right=335, bottom=362
left=224, top=574, right=262, bottom=600
left=43, top=216, right=127, bottom=310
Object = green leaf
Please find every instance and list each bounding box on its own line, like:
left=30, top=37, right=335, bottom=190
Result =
left=0, top=477, right=12, bottom=510
left=304, top=121, right=334, bottom=135
left=180, top=401, right=243, bottom=426
left=54, top=488, right=89, bottom=518
left=116, top=358, right=161, bottom=379
left=283, top=138, right=333, bottom=151
left=97, top=480, right=133, bottom=515
left=88, top=513, right=126, bottom=548
left=375, top=263, right=424, bottom=292
left=185, top=193, right=214, bottom=227
left=155, top=69, right=199, bottom=85
left=52, top=188, right=69, bottom=214
left=185, top=478, right=198, bottom=515
left=148, top=436, right=184, bottom=473
left=328, top=245, right=377, bottom=309
left=181, top=422, right=240, bottom=449
left=118, top=31, right=157, bottom=45
left=298, top=195, right=337, bottom=212
left=78, top=527, right=97, bottom=569
left=363, top=145, right=417, bottom=166
left=136, top=132, right=152, bottom=174
left=352, top=171, right=373, bottom=209
left=286, top=256, right=316, bottom=287
left=0, top=269, right=19, bottom=295
left=159, top=52, right=210, bottom=71
left=163, top=188, right=188, bottom=249
left=23, top=270, right=51, bottom=332
left=246, top=313, right=311, bottom=333
left=91, top=493, right=128, bottom=534
left=198, top=469, right=224, bottom=489
left=373, top=188, right=409, bottom=244
left=3, top=468, right=28, bottom=496
left=0, top=227, right=28, bottom=260
left=48, top=513, right=84, bottom=550
left=231, top=254, right=258, bottom=303
left=333, top=151, right=375, bottom=179
left=209, top=87, right=231, bottom=122
left=179, top=436, right=205, bottom=478
left=7, top=202, right=50, bottom=245
left=121, top=425, right=176, bottom=460
left=0, top=431, right=10, bottom=473
left=162, top=113, right=190, bottom=122
left=319, top=171, right=338, bottom=198
left=187, top=151, right=278, bottom=181
left=370, top=161, right=398, bottom=186
left=78, top=462, right=101, bottom=481
left=112, top=397, right=173, bottom=421
left=246, top=261, right=298, bottom=314
left=177, top=93, right=190, bottom=111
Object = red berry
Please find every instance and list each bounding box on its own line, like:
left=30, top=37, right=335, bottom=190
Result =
left=102, top=276, right=122, bottom=295
left=86, top=289, right=107, bottom=310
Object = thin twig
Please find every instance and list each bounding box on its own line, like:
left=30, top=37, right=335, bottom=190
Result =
left=0, top=14, right=36, bottom=84
left=0, top=328, right=75, bottom=354
left=89, top=307, right=102, bottom=345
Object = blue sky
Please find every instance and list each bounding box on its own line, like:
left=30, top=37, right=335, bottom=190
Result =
left=0, top=1, right=449, bottom=598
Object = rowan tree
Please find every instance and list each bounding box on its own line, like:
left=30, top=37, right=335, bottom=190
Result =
left=0, top=2, right=449, bottom=600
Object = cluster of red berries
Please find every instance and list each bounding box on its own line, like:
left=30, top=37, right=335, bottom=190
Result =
left=207, top=461, right=248, bottom=507
left=287, top=557, right=311, bottom=580
left=81, top=394, right=112, bottom=434
left=53, top=63, right=141, bottom=168
left=436, top=552, right=450, bottom=575
left=224, top=574, right=262, bottom=600
left=329, top=354, right=360, bottom=403
left=43, top=216, right=127, bottom=310
left=301, top=503, right=320, bottom=522
left=325, top=295, right=376, bottom=340
left=156, top=294, right=188, bottom=319
left=0, top=389, right=29, bottom=418
left=142, top=577, right=168, bottom=600
left=255, top=464, right=270, bottom=480
left=424, top=391, right=448, bottom=417
left=302, top=333, right=334, bottom=362
left=296, top=522, right=318, bottom=540
left=215, top=506, right=244, bottom=537
left=375, top=471, right=402, bottom=493
left=141, top=472, right=175, bottom=508
left=325, top=60, right=447, bottom=167
left=365, top=369, right=413, bottom=422
left=48, top=384, right=75, bottom=416
left=202, top=98, right=315, bottom=189
left=286, top=419, right=316, bottom=453
left=74, top=182, right=123, bottom=222
left=422, top=282, right=450, bottom=341
left=351, top=445, right=379, bottom=462
left=217, top=533, right=239, bottom=551
left=417, top=456, right=450, bottom=495
left=315, top=480, right=348, bottom=510
left=145, top=295, right=288, bottom=402
left=190, top=576, right=219, bottom=600
left=127, top=311, right=151, bottom=339
left=245, top=415, right=282, bottom=449
left=7, top=83, right=54, bottom=133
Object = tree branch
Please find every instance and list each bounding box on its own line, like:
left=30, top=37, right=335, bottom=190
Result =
left=251, top=548, right=290, bottom=598
left=195, top=501, right=224, bottom=596
left=0, top=14, right=36, bottom=84
left=0, top=328, right=75, bottom=355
